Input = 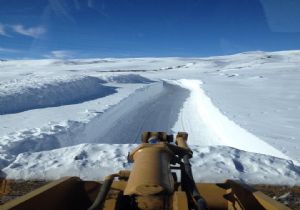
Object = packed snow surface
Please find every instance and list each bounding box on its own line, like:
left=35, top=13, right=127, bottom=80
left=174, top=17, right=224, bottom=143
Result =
left=0, top=50, right=300, bottom=185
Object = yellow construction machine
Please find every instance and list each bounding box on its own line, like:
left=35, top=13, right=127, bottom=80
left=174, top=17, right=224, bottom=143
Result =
left=1, top=132, right=291, bottom=210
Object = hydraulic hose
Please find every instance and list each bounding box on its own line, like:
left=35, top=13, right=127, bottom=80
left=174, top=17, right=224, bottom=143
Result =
left=182, top=155, right=209, bottom=210
left=87, top=174, right=118, bottom=210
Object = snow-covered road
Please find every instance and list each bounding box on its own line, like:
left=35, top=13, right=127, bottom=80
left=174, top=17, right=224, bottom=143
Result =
left=92, top=82, right=189, bottom=144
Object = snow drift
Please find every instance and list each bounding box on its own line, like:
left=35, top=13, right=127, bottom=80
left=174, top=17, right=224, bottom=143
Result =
left=0, top=76, right=116, bottom=115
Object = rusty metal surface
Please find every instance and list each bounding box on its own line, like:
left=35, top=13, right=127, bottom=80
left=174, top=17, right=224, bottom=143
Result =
left=0, top=180, right=11, bottom=196
left=172, top=191, right=189, bottom=210
left=0, top=177, right=87, bottom=210
left=175, top=132, right=190, bottom=150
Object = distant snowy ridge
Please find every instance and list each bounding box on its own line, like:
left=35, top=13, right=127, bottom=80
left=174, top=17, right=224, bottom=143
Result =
left=3, top=143, right=299, bottom=185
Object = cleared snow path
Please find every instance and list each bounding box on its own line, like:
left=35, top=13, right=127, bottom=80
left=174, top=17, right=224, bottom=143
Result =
left=75, top=81, right=189, bottom=144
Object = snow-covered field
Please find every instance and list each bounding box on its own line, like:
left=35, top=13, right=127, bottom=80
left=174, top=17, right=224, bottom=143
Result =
left=0, top=50, right=299, bottom=185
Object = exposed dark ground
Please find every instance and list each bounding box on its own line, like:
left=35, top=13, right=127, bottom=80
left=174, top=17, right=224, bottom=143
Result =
left=254, top=184, right=300, bottom=210
left=1, top=180, right=300, bottom=209
left=0, top=180, right=48, bottom=205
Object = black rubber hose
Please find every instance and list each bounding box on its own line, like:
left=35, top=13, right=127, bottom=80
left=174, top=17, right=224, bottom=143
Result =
left=87, top=175, right=115, bottom=210
left=182, top=155, right=209, bottom=210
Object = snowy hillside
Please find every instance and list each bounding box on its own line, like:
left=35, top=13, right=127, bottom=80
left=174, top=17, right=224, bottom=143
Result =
left=0, top=50, right=299, bottom=185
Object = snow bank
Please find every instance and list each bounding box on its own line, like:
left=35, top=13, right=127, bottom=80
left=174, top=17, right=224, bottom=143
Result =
left=0, top=76, right=116, bottom=115
left=2, top=144, right=135, bottom=180
left=191, top=145, right=299, bottom=185
left=3, top=143, right=299, bottom=185
left=198, top=52, right=300, bottom=163
left=174, top=79, right=291, bottom=161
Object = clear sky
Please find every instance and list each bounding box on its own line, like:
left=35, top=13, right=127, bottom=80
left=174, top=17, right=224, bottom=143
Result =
left=0, top=0, right=300, bottom=59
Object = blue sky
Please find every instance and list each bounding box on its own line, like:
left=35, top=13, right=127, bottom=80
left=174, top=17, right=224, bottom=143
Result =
left=0, top=0, right=300, bottom=59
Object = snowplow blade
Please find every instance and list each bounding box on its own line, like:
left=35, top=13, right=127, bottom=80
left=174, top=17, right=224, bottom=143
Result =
left=1, top=178, right=290, bottom=210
